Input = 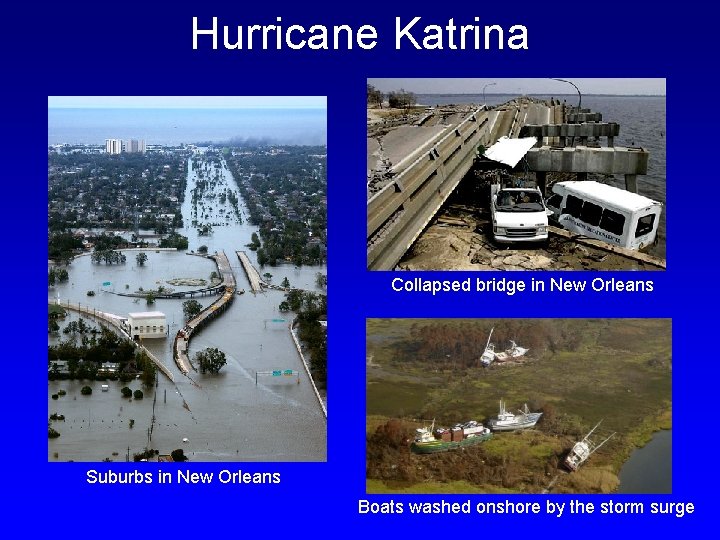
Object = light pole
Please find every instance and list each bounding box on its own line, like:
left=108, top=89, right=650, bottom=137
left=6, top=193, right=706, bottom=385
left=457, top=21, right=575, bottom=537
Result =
left=483, top=82, right=497, bottom=108
left=550, top=78, right=581, bottom=112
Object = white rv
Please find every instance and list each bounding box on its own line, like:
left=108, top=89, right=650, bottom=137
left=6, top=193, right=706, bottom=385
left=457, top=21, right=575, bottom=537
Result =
left=490, top=184, right=549, bottom=243
left=546, top=181, right=662, bottom=250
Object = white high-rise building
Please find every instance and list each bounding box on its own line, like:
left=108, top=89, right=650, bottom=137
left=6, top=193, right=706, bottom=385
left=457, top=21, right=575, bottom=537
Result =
left=125, top=139, right=146, bottom=153
left=105, top=138, right=123, bottom=154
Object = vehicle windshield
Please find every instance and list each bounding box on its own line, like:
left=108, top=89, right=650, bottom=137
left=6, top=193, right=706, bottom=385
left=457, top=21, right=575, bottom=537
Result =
left=496, top=190, right=545, bottom=212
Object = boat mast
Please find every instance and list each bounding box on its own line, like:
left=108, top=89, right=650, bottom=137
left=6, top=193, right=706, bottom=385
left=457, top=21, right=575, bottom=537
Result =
left=485, top=327, right=494, bottom=351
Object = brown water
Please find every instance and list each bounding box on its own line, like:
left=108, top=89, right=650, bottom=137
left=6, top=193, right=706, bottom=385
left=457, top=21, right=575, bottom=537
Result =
left=48, top=153, right=327, bottom=462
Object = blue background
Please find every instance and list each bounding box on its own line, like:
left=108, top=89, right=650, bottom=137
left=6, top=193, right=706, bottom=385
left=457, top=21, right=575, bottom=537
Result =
left=7, top=0, right=715, bottom=535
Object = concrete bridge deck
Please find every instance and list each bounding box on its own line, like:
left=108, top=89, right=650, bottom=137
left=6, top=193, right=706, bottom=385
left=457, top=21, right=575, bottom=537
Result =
left=236, top=250, right=265, bottom=293
left=173, top=251, right=236, bottom=375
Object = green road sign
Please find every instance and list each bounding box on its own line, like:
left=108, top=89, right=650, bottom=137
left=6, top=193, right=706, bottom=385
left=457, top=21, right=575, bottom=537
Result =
left=272, top=370, right=282, bottom=376
left=283, top=369, right=293, bottom=376
left=102, top=281, right=111, bottom=286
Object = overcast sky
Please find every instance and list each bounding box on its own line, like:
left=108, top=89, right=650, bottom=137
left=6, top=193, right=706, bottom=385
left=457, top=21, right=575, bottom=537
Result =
left=367, top=78, right=665, bottom=95
left=48, top=96, right=327, bottom=108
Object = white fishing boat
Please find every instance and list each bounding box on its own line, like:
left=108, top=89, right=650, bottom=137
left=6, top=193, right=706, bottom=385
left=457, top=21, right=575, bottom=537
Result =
left=494, top=340, right=529, bottom=362
left=488, top=400, right=542, bottom=431
left=480, top=327, right=496, bottom=366
left=564, top=421, right=615, bottom=471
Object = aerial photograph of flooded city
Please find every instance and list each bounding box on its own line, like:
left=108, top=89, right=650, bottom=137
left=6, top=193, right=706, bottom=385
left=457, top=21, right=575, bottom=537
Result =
left=48, top=96, right=327, bottom=462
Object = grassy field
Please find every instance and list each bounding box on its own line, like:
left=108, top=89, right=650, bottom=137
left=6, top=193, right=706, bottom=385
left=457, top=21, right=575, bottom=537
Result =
left=366, top=319, right=671, bottom=494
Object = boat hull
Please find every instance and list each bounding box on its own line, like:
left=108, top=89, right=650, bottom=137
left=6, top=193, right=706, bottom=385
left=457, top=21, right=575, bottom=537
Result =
left=488, top=414, right=542, bottom=431
left=411, top=433, right=492, bottom=454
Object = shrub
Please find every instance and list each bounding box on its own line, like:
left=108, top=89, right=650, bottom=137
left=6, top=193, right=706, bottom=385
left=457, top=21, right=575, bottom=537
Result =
left=121, top=387, right=132, bottom=398
left=171, top=448, right=189, bottom=462
left=81, top=386, right=92, bottom=395
left=133, top=389, right=144, bottom=399
left=51, top=394, right=58, bottom=400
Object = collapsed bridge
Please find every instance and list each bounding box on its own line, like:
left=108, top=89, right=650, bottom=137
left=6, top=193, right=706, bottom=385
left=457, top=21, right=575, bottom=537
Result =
left=366, top=98, right=649, bottom=270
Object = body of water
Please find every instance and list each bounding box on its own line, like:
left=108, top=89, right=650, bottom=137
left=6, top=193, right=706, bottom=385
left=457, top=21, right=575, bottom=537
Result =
left=48, top=155, right=327, bottom=461
left=48, top=108, right=327, bottom=146
left=417, top=94, right=667, bottom=257
left=618, top=429, right=672, bottom=493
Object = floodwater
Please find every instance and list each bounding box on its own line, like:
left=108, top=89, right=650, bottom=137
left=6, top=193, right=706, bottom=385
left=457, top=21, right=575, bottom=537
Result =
left=48, top=154, right=327, bottom=462
left=618, top=430, right=672, bottom=493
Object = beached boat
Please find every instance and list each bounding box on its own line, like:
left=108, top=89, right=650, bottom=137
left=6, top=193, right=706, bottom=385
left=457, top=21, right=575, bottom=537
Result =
left=480, top=327, right=496, bottom=366
left=411, top=420, right=492, bottom=454
left=488, top=400, right=542, bottom=431
left=564, top=421, right=615, bottom=471
left=493, top=340, right=529, bottom=362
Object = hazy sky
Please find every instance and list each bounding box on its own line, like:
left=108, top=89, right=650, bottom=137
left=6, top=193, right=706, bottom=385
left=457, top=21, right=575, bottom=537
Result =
left=367, top=78, right=665, bottom=96
left=48, top=96, right=327, bottom=109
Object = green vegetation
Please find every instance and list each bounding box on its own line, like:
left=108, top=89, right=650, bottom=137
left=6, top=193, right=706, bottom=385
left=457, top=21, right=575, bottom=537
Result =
left=198, top=245, right=208, bottom=254
left=366, top=319, right=672, bottom=494
left=171, top=448, right=189, bottom=462
left=367, top=83, right=383, bottom=106
left=182, top=299, right=203, bottom=320
left=133, top=389, right=144, bottom=399
left=281, top=277, right=290, bottom=288
left=159, top=232, right=189, bottom=250
left=135, top=252, right=148, bottom=266
left=282, top=290, right=327, bottom=385
left=48, top=152, right=188, bottom=231
left=91, top=249, right=127, bottom=265
left=226, top=146, right=326, bottom=267
left=48, top=326, right=143, bottom=381
left=196, top=347, right=227, bottom=374
left=121, top=387, right=132, bottom=398
left=48, top=267, right=69, bottom=286
left=136, top=350, right=157, bottom=388
left=388, top=89, right=417, bottom=108
left=80, top=386, right=92, bottom=395
left=48, top=423, right=60, bottom=439
left=48, top=232, right=83, bottom=262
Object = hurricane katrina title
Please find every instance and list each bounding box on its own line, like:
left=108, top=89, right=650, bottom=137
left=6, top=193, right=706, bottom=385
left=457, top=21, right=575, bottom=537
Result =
left=192, top=17, right=528, bottom=51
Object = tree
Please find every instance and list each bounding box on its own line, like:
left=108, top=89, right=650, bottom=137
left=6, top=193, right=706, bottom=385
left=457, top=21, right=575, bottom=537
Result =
left=263, top=272, right=272, bottom=282
left=315, top=273, right=327, bottom=289
left=48, top=268, right=56, bottom=286
left=136, top=350, right=157, bottom=388
left=198, top=245, right=208, bottom=254
left=171, top=448, right=189, bottom=462
left=281, top=277, right=290, bottom=288
left=136, top=252, right=148, bottom=266
left=145, top=293, right=155, bottom=305
left=388, top=88, right=417, bottom=109
left=133, top=389, right=144, bottom=399
left=121, top=387, right=132, bottom=398
left=81, top=386, right=92, bottom=395
left=195, top=347, right=227, bottom=374
left=367, top=83, right=383, bottom=106
left=183, top=299, right=203, bottom=320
